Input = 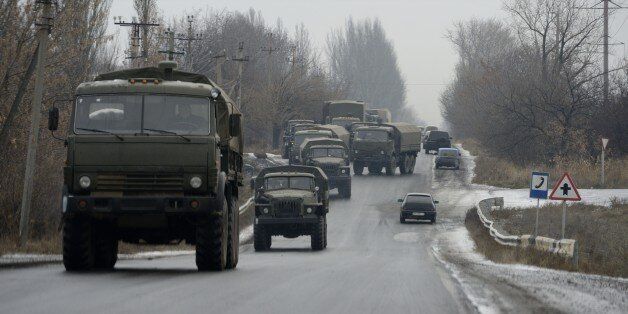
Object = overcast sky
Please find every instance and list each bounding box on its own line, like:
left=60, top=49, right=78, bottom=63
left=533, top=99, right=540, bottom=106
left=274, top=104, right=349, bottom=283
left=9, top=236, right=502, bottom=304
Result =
left=108, top=0, right=628, bottom=126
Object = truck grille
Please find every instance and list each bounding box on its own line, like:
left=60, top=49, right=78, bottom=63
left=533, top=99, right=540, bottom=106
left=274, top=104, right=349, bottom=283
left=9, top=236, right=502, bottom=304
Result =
left=320, top=164, right=339, bottom=176
left=272, top=198, right=302, bottom=218
left=95, top=173, right=184, bottom=193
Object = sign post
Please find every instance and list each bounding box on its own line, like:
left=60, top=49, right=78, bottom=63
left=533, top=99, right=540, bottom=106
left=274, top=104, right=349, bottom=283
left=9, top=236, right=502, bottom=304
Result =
left=549, top=172, right=581, bottom=239
left=529, top=172, right=549, bottom=237
left=601, top=138, right=609, bottom=186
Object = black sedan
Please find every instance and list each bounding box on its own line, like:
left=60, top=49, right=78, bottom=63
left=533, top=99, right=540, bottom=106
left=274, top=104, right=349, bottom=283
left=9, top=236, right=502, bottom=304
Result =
left=398, top=193, right=438, bottom=224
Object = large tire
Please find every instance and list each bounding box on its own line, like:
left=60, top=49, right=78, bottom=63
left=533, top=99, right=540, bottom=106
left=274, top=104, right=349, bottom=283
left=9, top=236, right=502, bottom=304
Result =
left=323, top=215, right=328, bottom=248
left=93, top=222, right=118, bottom=270
left=254, top=223, right=271, bottom=251
left=407, top=156, right=416, bottom=174
left=311, top=215, right=325, bottom=251
left=226, top=192, right=239, bottom=269
left=368, top=164, right=381, bottom=175
left=353, top=162, right=364, bottom=175
left=338, top=180, right=351, bottom=199
left=196, top=195, right=228, bottom=271
left=63, top=215, right=94, bottom=271
left=400, top=215, right=405, bottom=224
left=385, top=157, right=396, bottom=176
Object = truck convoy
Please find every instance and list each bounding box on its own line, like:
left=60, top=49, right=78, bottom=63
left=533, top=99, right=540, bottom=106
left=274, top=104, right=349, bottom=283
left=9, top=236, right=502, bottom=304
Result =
left=48, top=61, right=243, bottom=271
left=351, top=122, right=422, bottom=175
left=300, top=138, right=351, bottom=198
left=252, top=166, right=329, bottom=251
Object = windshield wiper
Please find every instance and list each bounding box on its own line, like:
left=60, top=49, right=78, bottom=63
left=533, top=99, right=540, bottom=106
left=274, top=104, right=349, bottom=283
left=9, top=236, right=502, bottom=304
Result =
left=143, top=128, right=191, bottom=142
left=76, top=127, right=124, bottom=141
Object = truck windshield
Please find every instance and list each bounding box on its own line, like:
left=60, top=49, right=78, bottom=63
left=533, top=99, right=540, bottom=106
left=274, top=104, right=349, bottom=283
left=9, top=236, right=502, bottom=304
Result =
left=265, top=176, right=313, bottom=190
left=74, top=94, right=210, bottom=135
left=355, top=130, right=389, bottom=141
left=311, top=148, right=344, bottom=158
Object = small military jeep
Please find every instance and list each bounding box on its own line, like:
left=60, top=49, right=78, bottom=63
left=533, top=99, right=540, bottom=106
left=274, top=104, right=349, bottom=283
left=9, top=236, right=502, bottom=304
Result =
left=252, top=166, right=329, bottom=251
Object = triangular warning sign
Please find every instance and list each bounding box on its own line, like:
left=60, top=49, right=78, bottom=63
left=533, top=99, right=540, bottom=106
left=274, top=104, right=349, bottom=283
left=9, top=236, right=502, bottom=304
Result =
left=549, top=172, right=581, bottom=201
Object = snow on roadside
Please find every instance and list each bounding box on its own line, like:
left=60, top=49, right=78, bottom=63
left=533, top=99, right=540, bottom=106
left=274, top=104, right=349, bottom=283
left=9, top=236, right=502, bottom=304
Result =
left=433, top=226, right=628, bottom=314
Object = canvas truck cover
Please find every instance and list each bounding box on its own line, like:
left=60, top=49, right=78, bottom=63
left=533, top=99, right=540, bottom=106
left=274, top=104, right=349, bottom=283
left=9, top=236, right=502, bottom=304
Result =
left=382, top=122, right=422, bottom=153
left=323, top=100, right=366, bottom=122
left=89, top=64, right=242, bottom=155
left=254, top=166, right=329, bottom=193
left=319, top=124, right=350, bottom=146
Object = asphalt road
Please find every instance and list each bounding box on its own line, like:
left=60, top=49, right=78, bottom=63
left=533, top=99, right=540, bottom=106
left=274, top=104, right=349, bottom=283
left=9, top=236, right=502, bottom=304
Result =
left=0, top=153, right=474, bottom=314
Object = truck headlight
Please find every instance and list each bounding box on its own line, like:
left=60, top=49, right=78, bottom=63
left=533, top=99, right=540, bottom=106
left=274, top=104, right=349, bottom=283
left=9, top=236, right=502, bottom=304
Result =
left=190, top=176, right=202, bottom=189
left=263, top=207, right=269, bottom=214
left=79, top=176, right=91, bottom=189
left=341, top=169, right=346, bottom=174
left=354, top=150, right=358, bottom=154
left=380, top=150, right=385, bottom=155
left=306, top=207, right=313, bottom=214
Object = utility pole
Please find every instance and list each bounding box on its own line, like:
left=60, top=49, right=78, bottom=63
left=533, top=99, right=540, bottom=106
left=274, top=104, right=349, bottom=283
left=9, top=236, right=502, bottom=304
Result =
left=231, top=42, right=250, bottom=109
left=603, top=0, right=609, bottom=107
left=261, top=33, right=279, bottom=149
left=113, top=8, right=160, bottom=67
left=19, top=0, right=53, bottom=246
left=211, top=49, right=228, bottom=85
left=175, top=15, right=203, bottom=70
left=158, top=28, right=184, bottom=61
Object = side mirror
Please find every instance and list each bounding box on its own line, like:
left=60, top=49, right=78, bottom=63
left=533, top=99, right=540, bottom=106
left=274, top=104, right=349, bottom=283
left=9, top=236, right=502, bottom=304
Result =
left=229, top=114, right=242, bottom=137
left=434, top=200, right=439, bottom=204
left=397, top=198, right=403, bottom=203
left=48, top=107, right=59, bottom=131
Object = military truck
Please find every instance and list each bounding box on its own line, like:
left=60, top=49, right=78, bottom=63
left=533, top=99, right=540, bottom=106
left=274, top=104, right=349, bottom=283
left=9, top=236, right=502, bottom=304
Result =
left=318, top=124, right=351, bottom=147
left=282, top=120, right=315, bottom=158
left=330, top=117, right=361, bottom=130
left=351, top=123, right=421, bottom=176
left=289, top=129, right=333, bottom=164
left=300, top=138, right=351, bottom=198
left=322, top=100, right=366, bottom=124
left=47, top=61, right=243, bottom=271
left=366, top=109, right=392, bottom=124
left=252, top=166, right=329, bottom=251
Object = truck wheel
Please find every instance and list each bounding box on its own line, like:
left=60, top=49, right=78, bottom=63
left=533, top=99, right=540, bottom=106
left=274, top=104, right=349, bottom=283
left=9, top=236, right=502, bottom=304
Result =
left=311, top=216, right=325, bottom=251
left=399, top=156, right=407, bottom=174
left=254, top=223, right=271, bottom=251
left=63, top=215, right=94, bottom=271
left=400, top=215, right=405, bottom=224
left=408, top=156, right=416, bottom=174
left=93, top=222, right=118, bottom=270
left=196, top=195, right=228, bottom=271
left=338, top=181, right=351, bottom=198
left=323, top=215, right=328, bottom=248
left=353, top=162, right=364, bottom=175
left=226, top=192, right=239, bottom=269
left=385, top=158, right=395, bottom=176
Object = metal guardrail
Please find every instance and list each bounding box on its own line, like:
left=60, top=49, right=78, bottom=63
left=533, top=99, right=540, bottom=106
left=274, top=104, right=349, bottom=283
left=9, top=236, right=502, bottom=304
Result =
left=476, top=197, right=578, bottom=262
left=238, top=197, right=254, bottom=215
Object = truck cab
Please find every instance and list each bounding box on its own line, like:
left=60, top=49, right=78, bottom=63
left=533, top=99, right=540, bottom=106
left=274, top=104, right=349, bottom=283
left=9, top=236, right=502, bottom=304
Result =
left=49, top=61, right=243, bottom=272
left=301, top=138, right=351, bottom=198
left=253, top=166, right=329, bottom=251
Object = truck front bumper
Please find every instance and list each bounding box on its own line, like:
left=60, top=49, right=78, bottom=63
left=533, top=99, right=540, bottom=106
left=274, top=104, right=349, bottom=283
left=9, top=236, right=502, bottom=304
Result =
left=255, top=215, right=319, bottom=225
left=64, top=194, right=220, bottom=216
left=329, top=175, right=351, bottom=188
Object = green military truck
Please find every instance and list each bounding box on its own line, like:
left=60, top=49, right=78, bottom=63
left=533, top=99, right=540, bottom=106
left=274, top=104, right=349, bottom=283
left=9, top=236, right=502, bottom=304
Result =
left=319, top=124, right=351, bottom=147
left=252, top=166, right=329, bottom=251
left=300, top=138, right=351, bottom=198
left=351, top=123, right=421, bottom=176
left=48, top=61, right=243, bottom=271
left=289, top=129, right=333, bottom=164
left=322, top=100, right=366, bottom=124
left=366, top=108, right=392, bottom=124
left=282, top=120, right=314, bottom=158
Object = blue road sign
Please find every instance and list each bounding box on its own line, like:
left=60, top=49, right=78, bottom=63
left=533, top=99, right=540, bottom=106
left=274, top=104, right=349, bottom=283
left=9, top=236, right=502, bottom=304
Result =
left=530, top=172, right=549, bottom=199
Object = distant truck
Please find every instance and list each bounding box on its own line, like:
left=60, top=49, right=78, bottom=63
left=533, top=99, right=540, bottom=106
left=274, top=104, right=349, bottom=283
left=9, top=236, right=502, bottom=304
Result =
left=319, top=124, right=351, bottom=147
left=252, top=166, right=329, bottom=251
left=351, top=122, right=421, bottom=175
left=366, top=108, right=392, bottom=124
left=423, top=130, right=452, bottom=154
left=283, top=120, right=315, bottom=158
left=48, top=61, right=243, bottom=271
left=421, top=126, right=438, bottom=144
left=290, top=129, right=334, bottom=164
left=300, top=138, right=351, bottom=198
left=322, top=100, right=366, bottom=124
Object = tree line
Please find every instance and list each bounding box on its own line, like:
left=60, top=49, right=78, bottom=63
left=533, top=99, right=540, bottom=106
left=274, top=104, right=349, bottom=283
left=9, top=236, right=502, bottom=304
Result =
left=0, top=0, right=409, bottom=239
left=441, top=0, right=626, bottom=164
